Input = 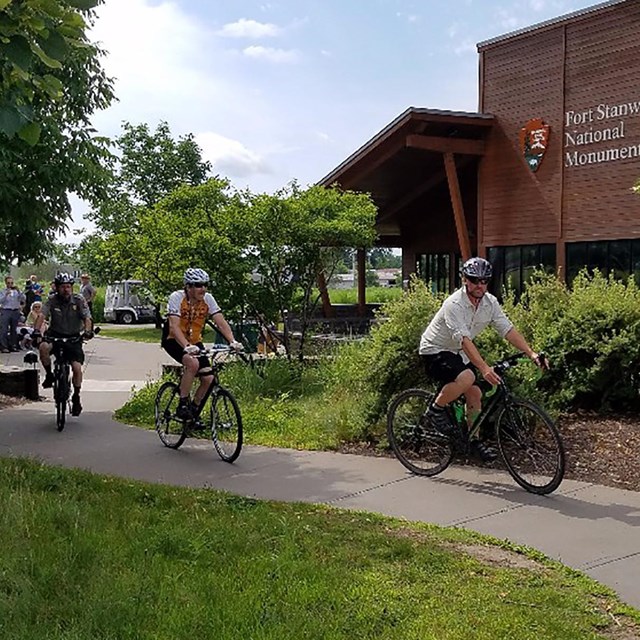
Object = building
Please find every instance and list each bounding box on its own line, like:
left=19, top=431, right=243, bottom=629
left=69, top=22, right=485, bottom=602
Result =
left=319, top=0, right=640, bottom=298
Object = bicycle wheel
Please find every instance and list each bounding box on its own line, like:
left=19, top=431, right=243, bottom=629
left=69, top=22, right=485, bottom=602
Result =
left=154, top=381, right=187, bottom=449
left=208, top=387, right=243, bottom=462
left=496, top=399, right=565, bottom=495
left=387, top=388, right=454, bottom=477
left=54, top=366, right=69, bottom=432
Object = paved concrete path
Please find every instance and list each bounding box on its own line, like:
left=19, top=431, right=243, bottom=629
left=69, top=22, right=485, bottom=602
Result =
left=1, top=337, right=639, bottom=609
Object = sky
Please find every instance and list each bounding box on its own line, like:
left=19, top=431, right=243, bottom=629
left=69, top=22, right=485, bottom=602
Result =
left=67, top=0, right=603, bottom=237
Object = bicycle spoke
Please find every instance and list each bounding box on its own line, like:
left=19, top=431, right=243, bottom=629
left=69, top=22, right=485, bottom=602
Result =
left=154, top=381, right=186, bottom=449
left=209, top=388, right=242, bottom=463
left=387, top=389, right=454, bottom=476
left=497, top=400, right=565, bottom=494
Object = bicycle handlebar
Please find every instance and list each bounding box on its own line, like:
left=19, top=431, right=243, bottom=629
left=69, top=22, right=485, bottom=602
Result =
left=493, top=351, right=548, bottom=376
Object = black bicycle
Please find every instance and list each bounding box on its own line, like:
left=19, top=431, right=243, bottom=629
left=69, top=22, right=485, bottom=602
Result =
left=154, top=344, right=244, bottom=462
left=47, top=329, right=99, bottom=432
left=386, top=353, right=566, bottom=495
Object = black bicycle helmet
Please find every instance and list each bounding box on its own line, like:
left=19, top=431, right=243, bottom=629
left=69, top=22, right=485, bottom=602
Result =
left=54, top=272, right=75, bottom=285
left=461, top=257, right=493, bottom=280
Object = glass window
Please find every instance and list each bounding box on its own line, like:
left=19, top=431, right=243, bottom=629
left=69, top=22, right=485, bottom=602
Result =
left=487, top=244, right=556, bottom=298
left=567, top=239, right=640, bottom=285
left=587, top=242, right=608, bottom=275
left=504, top=246, right=522, bottom=293
left=609, top=240, right=631, bottom=282
left=417, top=252, right=453, bottom=293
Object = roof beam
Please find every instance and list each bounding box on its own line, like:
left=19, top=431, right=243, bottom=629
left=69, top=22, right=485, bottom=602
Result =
left=406, top=134, right=485, bottom=156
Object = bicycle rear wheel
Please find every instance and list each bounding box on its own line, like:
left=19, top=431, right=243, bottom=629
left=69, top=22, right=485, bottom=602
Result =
left=154, top=381, right=187, bottom=449
left=387, top=388, right=454, bottom=477
left=496, top=399, right=565, bottom=495
left=54, top=366, right=69, bottom=432
left=208, top=388, right=242, bottom=462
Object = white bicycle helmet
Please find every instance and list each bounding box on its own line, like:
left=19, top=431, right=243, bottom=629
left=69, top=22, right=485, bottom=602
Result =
left=54, top=272, right=75, bottom=285
left=183, top=267, right=210, bottom=285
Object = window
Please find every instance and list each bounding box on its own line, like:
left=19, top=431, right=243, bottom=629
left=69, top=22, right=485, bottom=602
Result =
left=566, top=239, right=640, bottom=284
left=488, top=244, right=556, bottom=297
left=416, top=252, right=460, bottom=293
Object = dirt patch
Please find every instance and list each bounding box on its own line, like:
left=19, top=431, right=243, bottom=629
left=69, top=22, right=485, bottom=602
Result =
left=0, top=393, right=27, bottom=411
left=453, top=542, right=545, bottom=571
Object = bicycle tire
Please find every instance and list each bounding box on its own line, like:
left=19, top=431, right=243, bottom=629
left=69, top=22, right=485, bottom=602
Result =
left=387, top=388, right=454, bottom=477
left=54, top=366, right=69, bottom=432
left=496, top=399, right=565, bottom=495
left=208, top=387, right=243, bottom=462
left=154, top=381, right=187, bottom=449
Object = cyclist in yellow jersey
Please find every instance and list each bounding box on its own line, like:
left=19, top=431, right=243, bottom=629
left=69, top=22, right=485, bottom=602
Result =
left=161, top=268, right=242, bottom=420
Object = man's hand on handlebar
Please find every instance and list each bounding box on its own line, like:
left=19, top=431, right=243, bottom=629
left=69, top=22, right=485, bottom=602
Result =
left=83, top=329, right=95, bottom=341
left=183, top=344, right=200, bottom=356
left=480, top=366, right=502, bottom=386
left=532, top=352, right=550, bottom=370
left=229, top=340, right=244, bottom=352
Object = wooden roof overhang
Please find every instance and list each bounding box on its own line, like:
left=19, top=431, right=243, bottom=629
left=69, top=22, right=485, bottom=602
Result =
left=318, top=107, right=495, bottom=259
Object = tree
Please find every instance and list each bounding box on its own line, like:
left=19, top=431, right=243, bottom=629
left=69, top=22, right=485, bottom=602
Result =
left=76, top=120, right=213, bottom=283
left=110, top=180, right=377, bottom=358
left=0, top=0, right=115, bottom=267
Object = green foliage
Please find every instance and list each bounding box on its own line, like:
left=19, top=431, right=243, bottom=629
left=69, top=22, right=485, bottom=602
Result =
left=327, top=287, right=402, bottom=304
left=0, top=0, right=114, bottom=266
left=75, top=120, right=213, bottom=283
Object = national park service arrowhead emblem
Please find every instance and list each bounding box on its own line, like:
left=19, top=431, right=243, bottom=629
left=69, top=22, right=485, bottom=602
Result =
left=519, top=118, right=550, bottom=172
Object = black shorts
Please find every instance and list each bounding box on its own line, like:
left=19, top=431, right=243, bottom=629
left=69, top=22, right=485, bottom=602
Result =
left=47, top=336, right=85, bottom=365
left=422, top=352, right=476, bottom=386
left=162, top=339, right=211, bottom=373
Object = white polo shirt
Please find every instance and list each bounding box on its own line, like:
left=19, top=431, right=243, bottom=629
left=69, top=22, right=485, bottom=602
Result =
left=419, top=287, right=513, bottom=363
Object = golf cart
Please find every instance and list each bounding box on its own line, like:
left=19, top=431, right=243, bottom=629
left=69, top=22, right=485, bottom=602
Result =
left=104, top=280, right=156, bottom=324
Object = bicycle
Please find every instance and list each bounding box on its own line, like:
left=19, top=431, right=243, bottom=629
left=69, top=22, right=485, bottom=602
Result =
left=386, top=353, right=566, bottom=495
left=154, top=344, right=245, bottom=462
left=46, top=329, right=98, bottom=432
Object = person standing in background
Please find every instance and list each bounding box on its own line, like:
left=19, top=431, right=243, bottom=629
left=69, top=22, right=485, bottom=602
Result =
left=79, top=273, right=97, bottom=315
left=0, top=276, right=26, bottom=352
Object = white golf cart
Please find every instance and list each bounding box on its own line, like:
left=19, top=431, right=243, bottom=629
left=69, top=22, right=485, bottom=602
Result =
left=104, top=280, right=156, bottom=324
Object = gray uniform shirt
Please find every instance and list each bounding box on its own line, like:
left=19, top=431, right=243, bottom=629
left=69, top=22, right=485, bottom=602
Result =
left=41, top=293, right=90, bottom=337
left=419, top=287, right=513, bottom=363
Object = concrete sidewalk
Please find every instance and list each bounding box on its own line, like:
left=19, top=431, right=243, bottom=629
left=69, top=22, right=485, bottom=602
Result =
left=0, top=336, right=639, bottom=610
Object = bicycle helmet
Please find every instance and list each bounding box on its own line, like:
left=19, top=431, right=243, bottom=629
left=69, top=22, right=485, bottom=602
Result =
left=54, top=272, right=75, bottom=285
left=183, top=267, right=210, bottom=285
left=461, top=257, right=493, bottom=280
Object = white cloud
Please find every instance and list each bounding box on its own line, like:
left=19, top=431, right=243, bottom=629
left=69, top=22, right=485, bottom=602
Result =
left=217, top=18, right=282, bottom=38
left=454, top=39, right=477, bottom=56
left=195, top=132, right=272, bottom=178
left=242, top=46, right=299, bottom=63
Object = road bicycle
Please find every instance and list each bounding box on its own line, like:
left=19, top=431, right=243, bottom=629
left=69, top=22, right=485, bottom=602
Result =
left=386, top=353, right=565, bottom=495
left=154, top=344, right=245, bottom=462
left=46, top=329, right=99, bottom=432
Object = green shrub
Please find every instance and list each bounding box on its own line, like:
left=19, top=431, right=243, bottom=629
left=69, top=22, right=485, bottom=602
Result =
left=92, top=287, right=105, bottom=323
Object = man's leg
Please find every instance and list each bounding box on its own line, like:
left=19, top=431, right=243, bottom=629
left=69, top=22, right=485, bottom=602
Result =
left=0, top=311, right=10, bottom=351
left=193, top=374, right=214, bottom=411
left=8, top=310, right=19, bottom=350
left=71, top=361, right=83, bottom=416
left=176, top=355, right=199, bottom=420
left=39, top=342, right=54, bottom=387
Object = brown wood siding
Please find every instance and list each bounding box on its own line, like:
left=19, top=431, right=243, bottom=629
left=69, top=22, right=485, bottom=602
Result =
left=479, top=0, right=640, bottom=252
left=480, top=28, right=565, bottom=248
left=562, top=3, right=640, bottom=241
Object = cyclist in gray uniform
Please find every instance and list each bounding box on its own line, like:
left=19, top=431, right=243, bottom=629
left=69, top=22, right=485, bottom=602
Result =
left=32, top=273, right=93, bottom=416
left=419, top=257, right=546, bottom=461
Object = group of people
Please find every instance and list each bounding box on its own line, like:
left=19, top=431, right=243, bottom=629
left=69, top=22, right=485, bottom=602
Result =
left=0, top=273, right=97, bottom=355
left=5, top=258, right=544, bottom=461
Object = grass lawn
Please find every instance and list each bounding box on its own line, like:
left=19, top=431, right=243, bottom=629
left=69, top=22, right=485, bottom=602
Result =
left=1, top=457, right=637, bottom=640
left=99, top=326, right=163, bottom=343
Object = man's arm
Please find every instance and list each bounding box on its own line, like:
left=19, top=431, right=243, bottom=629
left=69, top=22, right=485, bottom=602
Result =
left=504, top=328, right=545, bottom=367
left=461, top=337, right=502, bottom=386
left=210, top=312, right=237, bottom=345
left=168, top=315, right=190, bottom=350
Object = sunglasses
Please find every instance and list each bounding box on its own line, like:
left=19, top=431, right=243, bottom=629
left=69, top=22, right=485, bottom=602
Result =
left=190, top=282, right=208, bottom=288
left=466, top=276, right=491, bottom=285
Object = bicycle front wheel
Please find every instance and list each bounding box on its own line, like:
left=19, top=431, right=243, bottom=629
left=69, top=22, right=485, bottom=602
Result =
left=209, top=388, right=242, bottom=462
left=387, top=388, right=454, bottom=477
left=154, top=381, right=186, bottom=449
left=496, top=399, right=565, bottom=495
left=54, top=368, right=69, bottom=432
